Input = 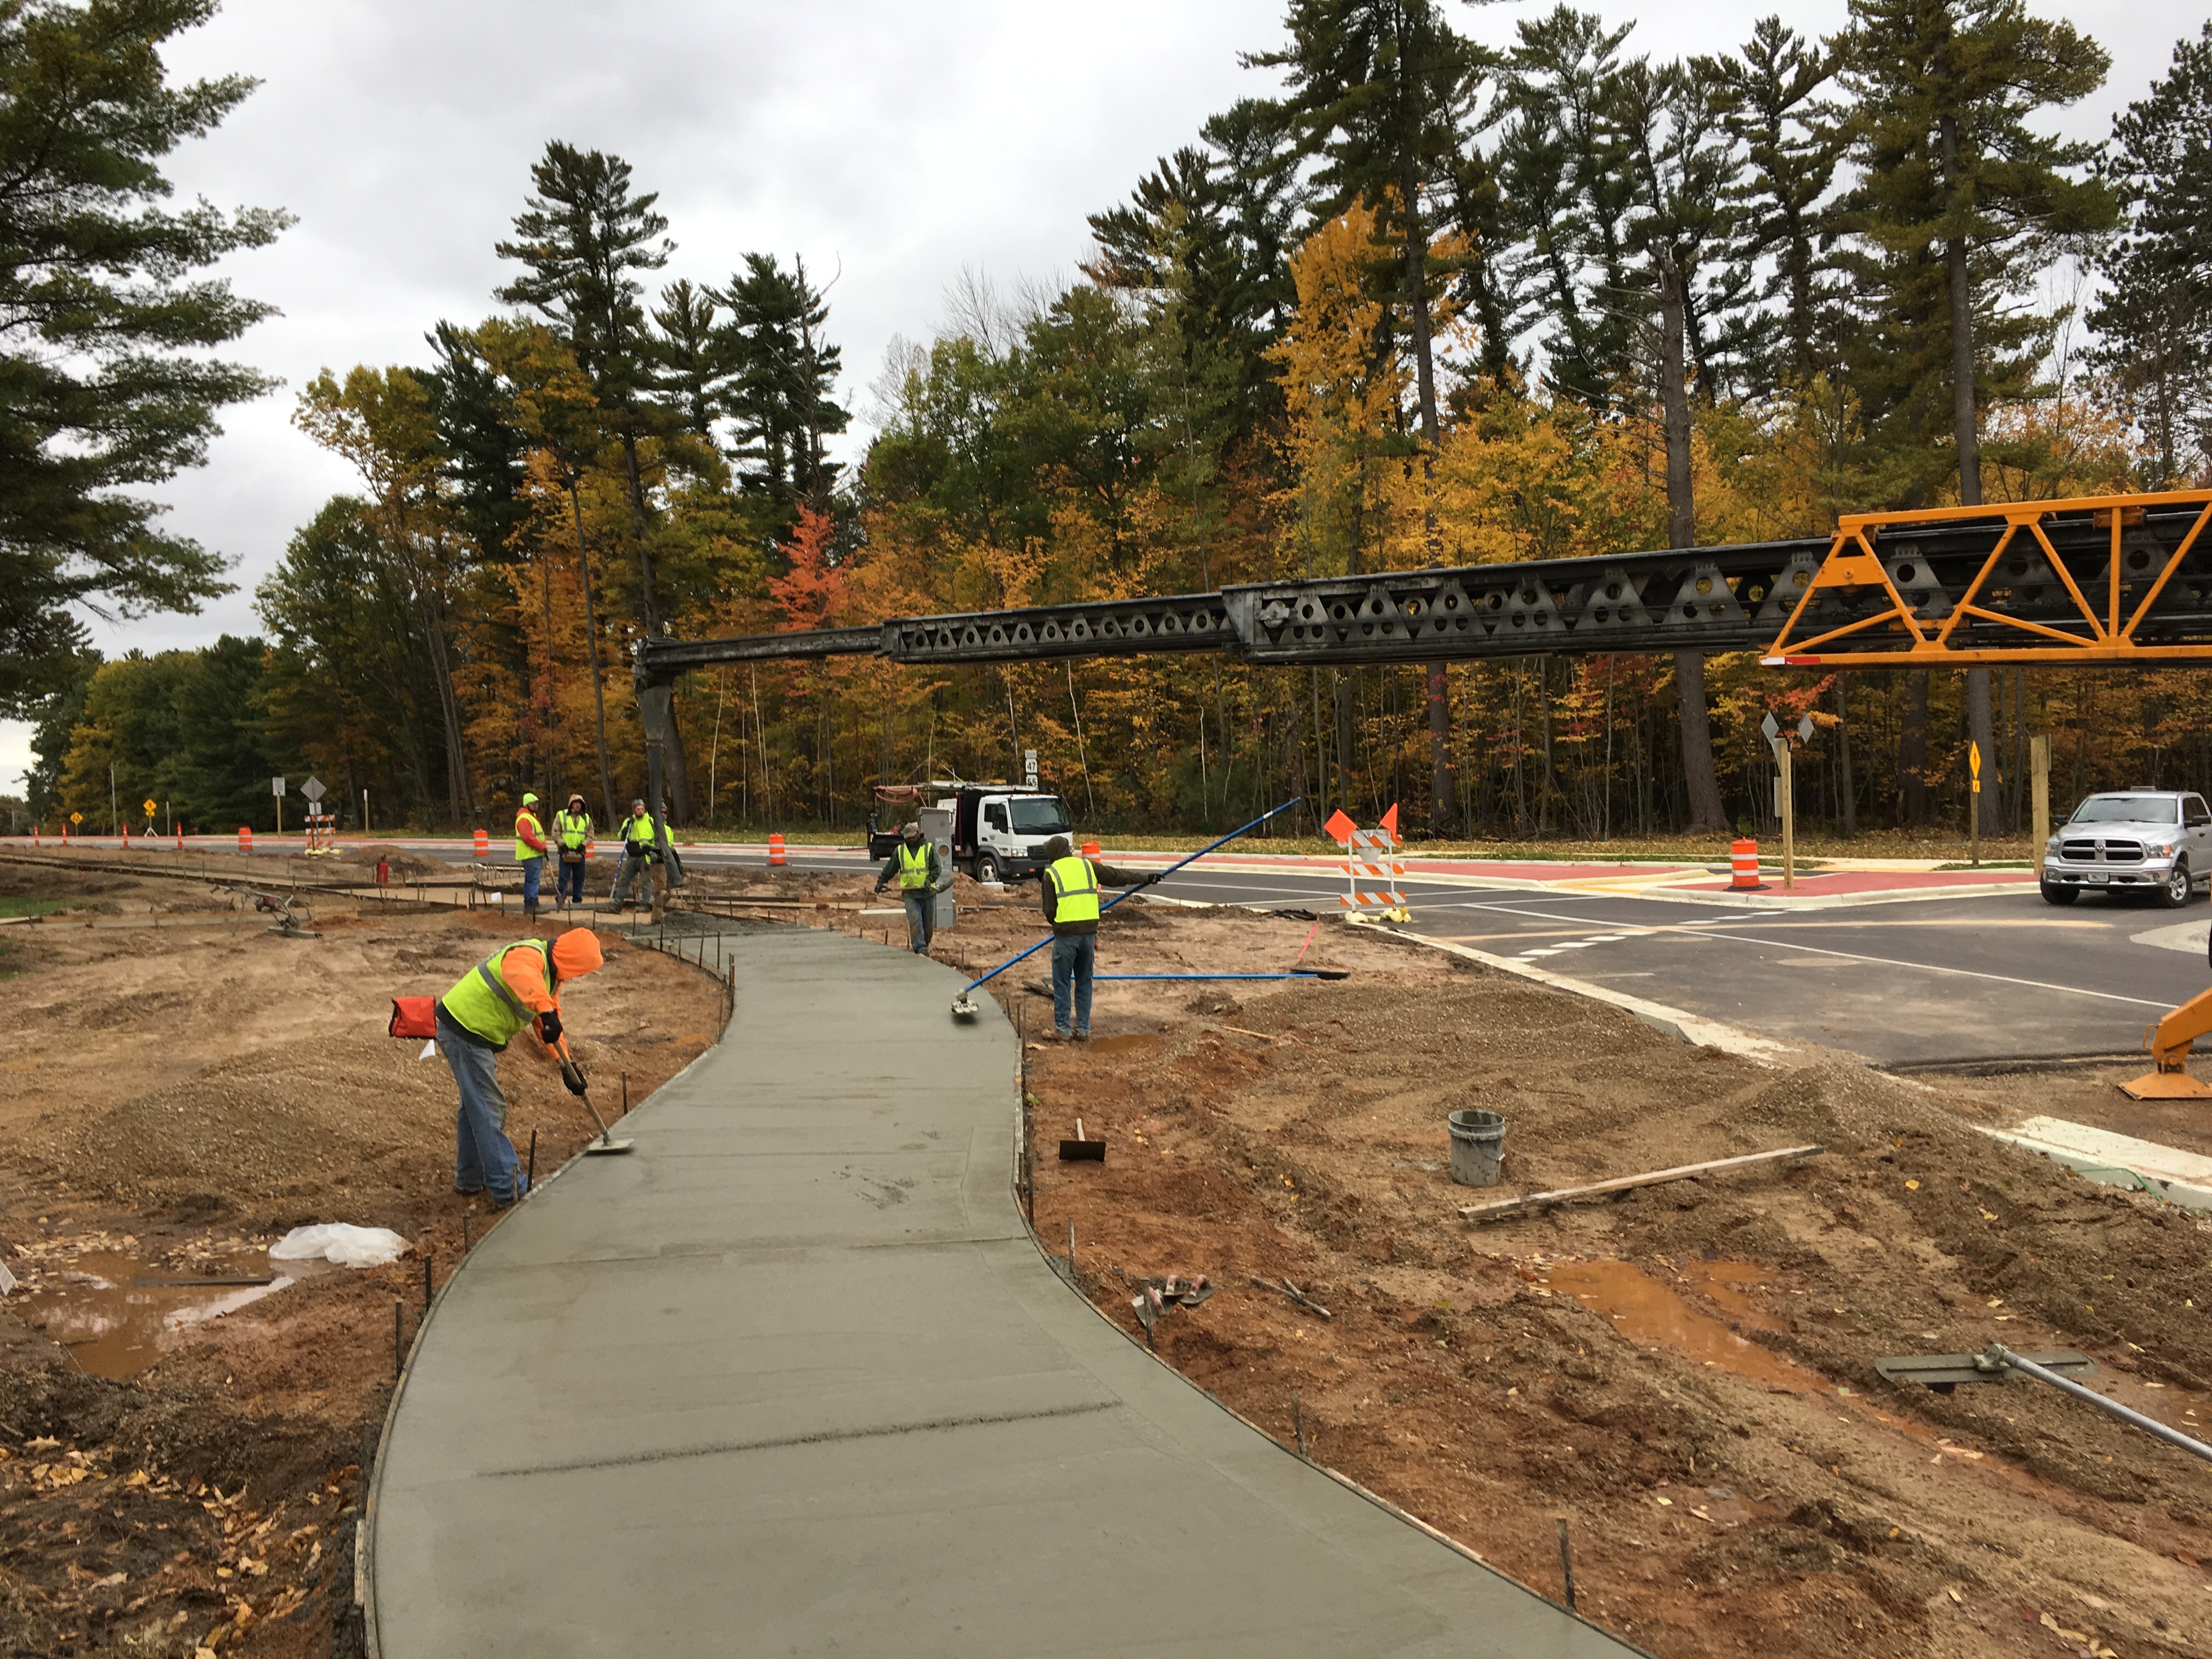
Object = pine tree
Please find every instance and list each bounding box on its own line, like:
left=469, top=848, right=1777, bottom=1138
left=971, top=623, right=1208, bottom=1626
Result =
left=1712, top=18, right=1847, bottom=393
left=1837, top=0, right=2116, bottom=833
left=1250, top=0, right=1489, bottom=831
left=2088, top=23, right=2212, bottom=483
left=0, top=0, right=288, bottom=714
left=720, top=254, right=849, bottom=518
left=494, top=141, right=695, bottom=816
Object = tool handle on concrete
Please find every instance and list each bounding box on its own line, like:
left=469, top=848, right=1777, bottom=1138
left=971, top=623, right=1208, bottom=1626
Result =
left=955, top=797, right=1303, bottom=997
left=554, top=1036, right=619, bottom=1142
left=1995, top=1345, right=2212, bottom=1464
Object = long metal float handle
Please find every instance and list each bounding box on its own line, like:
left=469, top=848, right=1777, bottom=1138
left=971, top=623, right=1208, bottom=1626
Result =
left=1992, top=1345, right=2212, bottom=1464
left=954, top=797, right=1305, bottom=998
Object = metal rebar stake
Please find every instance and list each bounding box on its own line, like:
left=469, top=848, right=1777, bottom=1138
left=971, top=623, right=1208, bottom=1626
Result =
left=1556, top=1519, right=1577, bottom=1612
left=392, top=1301, right=403, bottom=1379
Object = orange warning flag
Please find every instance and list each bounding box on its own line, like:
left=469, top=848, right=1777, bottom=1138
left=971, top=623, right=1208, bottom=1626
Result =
left=1380, top=803, right=1400, bottom=844
left=1323, top=809, right=1356, bottom=845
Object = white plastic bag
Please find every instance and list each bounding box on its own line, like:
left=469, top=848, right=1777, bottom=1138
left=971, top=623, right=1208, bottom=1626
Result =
left=268, top=1223, right=411, bottom=1269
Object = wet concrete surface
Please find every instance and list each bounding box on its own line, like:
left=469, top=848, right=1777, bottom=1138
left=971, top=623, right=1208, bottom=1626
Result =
left=366, top=927, right=1634, bottom=1657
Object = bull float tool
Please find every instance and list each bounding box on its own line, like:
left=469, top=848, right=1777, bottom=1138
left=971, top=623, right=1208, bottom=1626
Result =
left=552, top=1037, right=635, bottom=1154
left=949, top=796, right=1304, bottom=1019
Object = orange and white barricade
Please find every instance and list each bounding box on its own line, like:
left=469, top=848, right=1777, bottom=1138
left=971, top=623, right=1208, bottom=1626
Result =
left=1337, top=826, right=1408, bottom=920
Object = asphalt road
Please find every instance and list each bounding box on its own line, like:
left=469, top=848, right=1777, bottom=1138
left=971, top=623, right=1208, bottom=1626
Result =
left=199, top=836, right=2212, bottom=1068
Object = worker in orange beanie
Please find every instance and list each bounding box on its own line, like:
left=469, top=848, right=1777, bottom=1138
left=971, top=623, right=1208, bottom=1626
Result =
left=435, top=929, right=606, bottom=1205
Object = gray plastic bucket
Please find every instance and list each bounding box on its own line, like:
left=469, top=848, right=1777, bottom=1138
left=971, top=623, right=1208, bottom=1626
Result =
left=1447, top=1109, right=1505, bottom=1187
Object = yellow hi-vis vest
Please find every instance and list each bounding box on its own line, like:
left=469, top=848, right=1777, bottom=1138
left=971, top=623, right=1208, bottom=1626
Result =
left=440, top=939, right=552, bottom=1050
left=896, top=840, right=933, bottom=890
left=554, top=810, right=592, bottom=851
left=619, top=812, right=659, bottom=854
left=514, top=808, right=545, bottom=862
left=1047, top=855, right=1101, bottom=924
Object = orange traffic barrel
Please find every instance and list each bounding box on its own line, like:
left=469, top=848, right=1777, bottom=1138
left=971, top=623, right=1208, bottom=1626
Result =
left=768, top=833, right=786, bottom=867
left=1081, top=838, right=1101, bottom=856
left=473, top=827, right=489, bottom=857
left=1730, top=839, right=1760, bottom=889
left=175, top=825, right=184, bottom=851
left=238, top=825, right=251, bottom=853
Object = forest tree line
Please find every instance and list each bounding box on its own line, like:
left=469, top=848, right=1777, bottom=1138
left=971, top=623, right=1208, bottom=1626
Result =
left=12, top=0, right=2212, bottom=841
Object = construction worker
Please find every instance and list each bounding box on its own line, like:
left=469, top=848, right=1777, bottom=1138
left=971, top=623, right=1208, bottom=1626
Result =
left=514, top=792, right=548, bottom=922
left=606, top=797, right=667, bottom=919
left=873, top=821, right=943, bottom=953
left=1037, top=836, right=1156, bottom=1040
left=552, top=793, right=594, bottom=911
left=435, top=929, right=604, bottom=1206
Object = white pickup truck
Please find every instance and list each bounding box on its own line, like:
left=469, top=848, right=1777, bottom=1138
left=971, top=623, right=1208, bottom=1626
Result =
left=2041, top=789, right=2212, bottom=907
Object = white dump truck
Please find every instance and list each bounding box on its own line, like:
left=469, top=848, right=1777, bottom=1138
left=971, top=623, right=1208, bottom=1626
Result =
left=866, top=781, right=1076, bottom=883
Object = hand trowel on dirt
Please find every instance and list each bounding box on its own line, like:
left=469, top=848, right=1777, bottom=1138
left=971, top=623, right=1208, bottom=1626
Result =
left=554, top=1039, right=635, bottom=1155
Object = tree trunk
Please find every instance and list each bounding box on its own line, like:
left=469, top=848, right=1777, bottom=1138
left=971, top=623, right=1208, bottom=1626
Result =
left=1938, top=112, right=1999, bottom=840
left=619, top=430, right=691, bottom=821
left=1401, top=149, right=1457, bottom=837
left=1658, top=251, right=1728, bottom=833
left=1334, top=670, right=1356, bottom=818
left=571, top=487, right=618, bottom=829
left=1833, top=679, right=1856, bottom=837
left=1427, top=663, right=1453, bottom=837
left=1899, top=672, right=1930, bottom=826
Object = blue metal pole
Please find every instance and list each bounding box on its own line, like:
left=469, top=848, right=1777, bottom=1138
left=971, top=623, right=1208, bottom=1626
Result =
left=1092, top=973, right=1319, bottom=981
left=953, top=798, right=1303, bottom=1002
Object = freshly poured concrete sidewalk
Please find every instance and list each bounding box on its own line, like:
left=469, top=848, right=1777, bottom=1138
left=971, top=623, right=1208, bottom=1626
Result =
left=366, top=927, right=1634, bottom=1657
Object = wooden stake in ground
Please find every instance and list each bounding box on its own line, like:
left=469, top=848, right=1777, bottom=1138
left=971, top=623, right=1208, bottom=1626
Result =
left=1459, top=1145, right=1822, bottom=1222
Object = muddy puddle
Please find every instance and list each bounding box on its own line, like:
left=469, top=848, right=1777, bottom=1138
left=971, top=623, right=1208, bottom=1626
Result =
left=1539, top=1257, right=1830, bottom=1394
left=18, top=1250, right=337, bottom=1379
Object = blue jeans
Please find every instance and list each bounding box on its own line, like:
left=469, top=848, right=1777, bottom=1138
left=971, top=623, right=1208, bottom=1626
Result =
left=556, top=856, right=586, bottom=903
left=437, top=1007, right=528, bottom=1205
left=520, top=855, right=543, bottom=909
left=902, top=890, right=934, bottom=952
left=1050, top=933, right=1096, bottom=1035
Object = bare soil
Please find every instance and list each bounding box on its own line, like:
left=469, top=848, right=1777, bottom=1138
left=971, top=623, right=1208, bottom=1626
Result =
left=0, top=854, right=724, bottom=1658
left=924, top=891, right=2212, bottom=1659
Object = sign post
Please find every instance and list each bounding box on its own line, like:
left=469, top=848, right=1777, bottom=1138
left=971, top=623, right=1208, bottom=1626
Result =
left=1023, top=748, right=1039, bottom=791
left=1969, top=742, right=1982, bottom=868
left=1762, top=713, right=1817, bottom=890
left=2030, top=734, right=2051, bottom=865
left=271, top=775, right=286, bottom=838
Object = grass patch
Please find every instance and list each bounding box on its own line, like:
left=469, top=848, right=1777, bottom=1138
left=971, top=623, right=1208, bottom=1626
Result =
left=0, top=898, right=67, bottom=919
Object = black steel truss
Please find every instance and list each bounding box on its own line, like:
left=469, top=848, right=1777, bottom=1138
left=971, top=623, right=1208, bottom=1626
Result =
left=635, top=497, right=2212, bottom=684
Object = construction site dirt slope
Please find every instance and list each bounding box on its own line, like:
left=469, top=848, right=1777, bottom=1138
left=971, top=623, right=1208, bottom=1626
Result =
left=0, top=855, right=725, bottom=1658
left=941, top=895, right=2212, bottom=1659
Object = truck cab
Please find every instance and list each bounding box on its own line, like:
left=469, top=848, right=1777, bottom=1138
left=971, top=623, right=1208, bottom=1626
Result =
left=866, top=782, right=1074, bottom=883
left=2042, top=789, right=2212, bottom=907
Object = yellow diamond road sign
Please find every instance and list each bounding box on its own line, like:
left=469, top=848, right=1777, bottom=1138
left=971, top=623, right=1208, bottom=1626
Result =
left=143, top=798, right=156, bottom=817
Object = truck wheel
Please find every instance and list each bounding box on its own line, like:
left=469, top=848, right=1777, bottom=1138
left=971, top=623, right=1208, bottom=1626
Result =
left=975, top=855, right=1002, bottom=885
left=2156, top=860, right=2192, bottom=909
left=2039, top=881, right=2079, bottom=906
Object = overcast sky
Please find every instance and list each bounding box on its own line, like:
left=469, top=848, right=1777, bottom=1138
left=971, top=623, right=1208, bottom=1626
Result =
left=3, top=0, right=2193, bottom=794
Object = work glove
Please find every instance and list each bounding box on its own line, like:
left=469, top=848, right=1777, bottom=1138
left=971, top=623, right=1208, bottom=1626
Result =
left=539, top=1011, right=562, bottom=1044
left=1144, top=872, right=1166, bottom=886
left=562, top=1065, right=589, bottom=1098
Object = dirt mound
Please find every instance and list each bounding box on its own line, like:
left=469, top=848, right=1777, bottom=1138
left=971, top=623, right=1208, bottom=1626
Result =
left=1023, top=961, right=2212, bottom=1659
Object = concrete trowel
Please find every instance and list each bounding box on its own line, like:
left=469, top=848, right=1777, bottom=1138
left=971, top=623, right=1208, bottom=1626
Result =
left=554, top=1039, right=635, bottom=1155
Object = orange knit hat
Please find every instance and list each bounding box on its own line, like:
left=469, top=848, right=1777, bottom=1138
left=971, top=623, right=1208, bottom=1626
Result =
left=550, top=929, right=605, bottom=980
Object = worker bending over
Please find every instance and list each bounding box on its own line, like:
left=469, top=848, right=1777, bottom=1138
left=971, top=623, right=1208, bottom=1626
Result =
left=435, top=929, right=603, bottom=1205
left=873, top=821, right=944, bottom=953
left=1037, top=836, right=1155, bottom=1039
left=552, top=793, right=594, bottom=911
left=514, top=792, right=548, bottom=923
left=606, top=797, right=667, bottom=920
